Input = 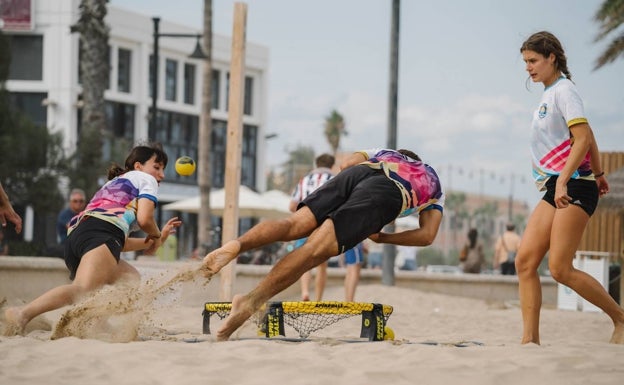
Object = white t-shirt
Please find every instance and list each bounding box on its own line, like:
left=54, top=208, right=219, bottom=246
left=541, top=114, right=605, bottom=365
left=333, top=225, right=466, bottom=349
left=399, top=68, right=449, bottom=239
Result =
left=530, top=77, right=593, bottom=191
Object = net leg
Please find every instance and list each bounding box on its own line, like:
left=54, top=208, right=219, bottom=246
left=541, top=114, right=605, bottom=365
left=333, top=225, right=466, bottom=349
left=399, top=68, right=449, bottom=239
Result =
left=202, top=308, right=212, bottom=335
left=360, top=303, right=385, bottom=341
left=265, top=302, right=285, bottom=338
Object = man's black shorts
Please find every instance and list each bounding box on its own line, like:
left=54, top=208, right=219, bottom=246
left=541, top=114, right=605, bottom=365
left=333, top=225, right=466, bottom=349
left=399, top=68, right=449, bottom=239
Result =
left=300, top=165, right=403, bottom=253
left=542, top=176, right=598, bottom=216
left=64, top=216, right=125, bottom=280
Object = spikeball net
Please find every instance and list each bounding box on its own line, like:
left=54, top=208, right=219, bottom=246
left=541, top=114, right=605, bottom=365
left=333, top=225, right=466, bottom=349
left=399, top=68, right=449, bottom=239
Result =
left=203, top=301, right=394, bottom=341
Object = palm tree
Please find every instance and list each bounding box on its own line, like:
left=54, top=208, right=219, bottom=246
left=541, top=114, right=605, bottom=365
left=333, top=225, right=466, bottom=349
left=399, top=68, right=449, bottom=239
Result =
left=70, top=0, right=109, bottom=197
left=323, top=109, right=347, bottom=156
left=593, top=0, right=624, bottom=70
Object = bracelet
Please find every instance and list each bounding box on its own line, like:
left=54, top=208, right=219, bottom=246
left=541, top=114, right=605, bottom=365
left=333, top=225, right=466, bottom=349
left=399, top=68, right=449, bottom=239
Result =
left=594, top=171, right=605, bottom=178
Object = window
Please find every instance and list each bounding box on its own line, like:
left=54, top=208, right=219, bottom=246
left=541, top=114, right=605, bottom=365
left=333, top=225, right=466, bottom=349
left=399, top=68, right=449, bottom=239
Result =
left=117, top=48, right=131, bottom=93
left=165, top=59, right=177, bottom=101
left=224, top=73, right=253, bottom=115
left=244, top=76, right=253, bottom=116
left=156, top=110, right=199, bottom=184
left=183, top=63, right=195, bottom=105
left=241, top=124, right=257, bottom=186
left=9, top=92, right=47, bottom=127
left=7, top=35, right=43, bottom=80
left=211, top=69, right=220, bottom=109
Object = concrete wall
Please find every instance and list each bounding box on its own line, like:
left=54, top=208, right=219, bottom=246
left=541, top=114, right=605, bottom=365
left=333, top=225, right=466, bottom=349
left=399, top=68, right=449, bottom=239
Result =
left=0, top=256, right=558, bottom=306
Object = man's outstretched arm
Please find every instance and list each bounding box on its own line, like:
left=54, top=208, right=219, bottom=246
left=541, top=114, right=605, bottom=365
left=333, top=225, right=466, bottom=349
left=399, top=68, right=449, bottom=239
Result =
left=368, top=208, right=442, bottom=247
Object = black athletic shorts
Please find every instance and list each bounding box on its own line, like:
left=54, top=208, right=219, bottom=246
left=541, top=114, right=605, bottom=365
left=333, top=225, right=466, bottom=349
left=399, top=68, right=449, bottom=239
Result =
left=300, top=165, right=403, bottom=253
left=64, top=216, right=125, bottom=280
left=542, top=176, right=598, bottom=216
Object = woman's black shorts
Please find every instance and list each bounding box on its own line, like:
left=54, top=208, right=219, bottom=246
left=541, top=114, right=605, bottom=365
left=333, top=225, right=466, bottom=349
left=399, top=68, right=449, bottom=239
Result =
left=64, top=216, right=125, bottom=280
left=542, top=176, right=598, bottom=216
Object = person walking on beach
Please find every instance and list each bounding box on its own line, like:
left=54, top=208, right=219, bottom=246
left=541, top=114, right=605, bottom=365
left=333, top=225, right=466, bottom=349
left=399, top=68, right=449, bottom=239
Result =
left=202, top=148, right=444, bottom=341
left=517, top=31, right=624, bottom=344
left=494, top=223, right=521, bottom=275
left=460, top=228, right=484, bottom=274
left=3, top=143, right=182, bottom=336
left=289, top=153, right=335, bottom=301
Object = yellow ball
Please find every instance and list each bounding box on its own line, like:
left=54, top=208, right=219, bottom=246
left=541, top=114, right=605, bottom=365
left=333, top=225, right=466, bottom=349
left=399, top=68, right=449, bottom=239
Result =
left=175, top=156, right=196, bottom=176
left=384, top=326, right=395, bottom=341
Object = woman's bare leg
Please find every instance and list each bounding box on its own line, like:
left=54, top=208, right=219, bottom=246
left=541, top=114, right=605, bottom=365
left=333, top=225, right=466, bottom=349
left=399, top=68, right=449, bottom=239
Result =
left=548, top=205, right=624, bottom=344
left=516, top=201, right=553, bottom=344
left=4, top=245, right=127, bottom=336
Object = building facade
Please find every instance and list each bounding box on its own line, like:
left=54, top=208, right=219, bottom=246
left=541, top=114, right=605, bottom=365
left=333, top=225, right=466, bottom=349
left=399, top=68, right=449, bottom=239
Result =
left=2, top=0, right=269, bottom=256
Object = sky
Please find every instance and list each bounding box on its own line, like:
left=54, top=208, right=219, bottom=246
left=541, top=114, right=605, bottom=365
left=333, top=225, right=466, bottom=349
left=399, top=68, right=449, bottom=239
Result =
left=109, top=0, right=623, bottom=208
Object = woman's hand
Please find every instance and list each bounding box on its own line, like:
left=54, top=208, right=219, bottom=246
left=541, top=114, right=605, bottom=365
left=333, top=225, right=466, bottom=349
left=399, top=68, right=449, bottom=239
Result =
left=554, top=181, right=571, bottom=209
left=596, top=175, right=609, bottom=197
left=161, top=217, right=182, bottom=242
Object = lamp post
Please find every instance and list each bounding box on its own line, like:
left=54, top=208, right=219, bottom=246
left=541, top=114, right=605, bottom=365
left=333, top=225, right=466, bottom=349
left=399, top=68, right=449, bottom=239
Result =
left=150, top=17, right=207, bottom=140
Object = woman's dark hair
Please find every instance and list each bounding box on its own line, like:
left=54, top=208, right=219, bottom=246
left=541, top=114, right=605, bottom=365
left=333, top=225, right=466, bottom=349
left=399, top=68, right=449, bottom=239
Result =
left=520, top=31, right=572, bottom=81
left=468, top=228, right=478, bottom=249
left=107, top=142, right=168, bottom=180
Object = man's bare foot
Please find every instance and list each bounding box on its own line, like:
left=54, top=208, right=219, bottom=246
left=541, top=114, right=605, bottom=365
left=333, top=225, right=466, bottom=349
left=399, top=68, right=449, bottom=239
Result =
left=201, top=240, right=241, bottom=278
left=609, top=321, right=624, bottom=344
left=3, top=307, right=28, bottom=336
left=216, top=294, right=254, bottom=341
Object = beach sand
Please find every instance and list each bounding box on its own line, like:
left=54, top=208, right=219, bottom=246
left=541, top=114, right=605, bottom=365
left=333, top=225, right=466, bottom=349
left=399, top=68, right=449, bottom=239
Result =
left=1, top=267, right=622, bottom=385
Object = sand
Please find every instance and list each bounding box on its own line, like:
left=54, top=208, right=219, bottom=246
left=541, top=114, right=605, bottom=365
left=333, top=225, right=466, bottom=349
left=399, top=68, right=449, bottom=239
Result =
left=1, top=267, right=623, bottom=385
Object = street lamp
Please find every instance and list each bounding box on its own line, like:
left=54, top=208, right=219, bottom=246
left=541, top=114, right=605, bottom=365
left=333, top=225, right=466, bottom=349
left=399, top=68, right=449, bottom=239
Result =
left=150, top=17, right=207, bottom=140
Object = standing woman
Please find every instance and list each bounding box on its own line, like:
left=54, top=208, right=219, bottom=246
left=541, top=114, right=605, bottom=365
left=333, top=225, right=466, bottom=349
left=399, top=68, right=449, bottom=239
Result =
left=461, top=228, right=484, bottom=274
left=517, top=31, right=624, bottom=344
left=3, top=143, right=181, bottom=335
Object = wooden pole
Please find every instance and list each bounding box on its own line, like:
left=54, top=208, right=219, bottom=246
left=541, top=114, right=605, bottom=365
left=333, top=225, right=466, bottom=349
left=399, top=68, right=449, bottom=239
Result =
left=219, top=2, right=247, bottom=301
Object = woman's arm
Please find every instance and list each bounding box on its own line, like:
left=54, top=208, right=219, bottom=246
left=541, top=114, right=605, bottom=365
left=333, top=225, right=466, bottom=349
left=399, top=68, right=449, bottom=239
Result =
left=587, top=125, right=610, bottom=197
left=123, top=217, right=182, bottom=252
left=556, top=123, right=592, bottom=208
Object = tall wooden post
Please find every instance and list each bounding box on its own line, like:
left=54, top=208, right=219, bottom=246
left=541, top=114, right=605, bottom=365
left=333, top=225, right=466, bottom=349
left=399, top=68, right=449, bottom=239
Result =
left=219, top=2, right=247, bottom=301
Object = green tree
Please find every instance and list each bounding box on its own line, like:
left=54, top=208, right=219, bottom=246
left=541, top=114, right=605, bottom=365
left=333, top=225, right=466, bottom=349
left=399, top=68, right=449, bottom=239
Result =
left=593, top=0, right=624, bottom=70
left=0, top=32, right=67, bottom=216
left=69, top=0, right=109, bottom=197
left=323, top=109, right=347, bottom=156
left=283, top=145, right=315, bottom=192
left=445, top=191, right=469, bottom=248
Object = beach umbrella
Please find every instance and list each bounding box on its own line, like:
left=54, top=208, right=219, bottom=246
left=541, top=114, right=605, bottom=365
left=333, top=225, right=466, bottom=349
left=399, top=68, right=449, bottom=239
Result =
left=162, top=186, right=290, bottom=219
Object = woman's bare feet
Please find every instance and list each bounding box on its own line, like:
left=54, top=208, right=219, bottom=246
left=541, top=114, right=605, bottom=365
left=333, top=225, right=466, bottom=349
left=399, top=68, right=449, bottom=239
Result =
left=610, top=321, right=624, bottom=344
left=201, top=240, right=241, bottom=278
left=3, top=307, right=28, bottom=336
left=216, top=294, right=255, bottom=341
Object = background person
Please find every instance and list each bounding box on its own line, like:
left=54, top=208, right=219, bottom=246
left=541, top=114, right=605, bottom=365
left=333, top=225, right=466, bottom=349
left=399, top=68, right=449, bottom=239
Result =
left=343, top=242, right=365, bottom=302
left=516, top=31, right=623, bottom=344
left=289, top=153, right=335, bottom=301
left=57, top=188, right=87, bottom=244
left=494, top=223, right=521, bottom=275
left=461, top=228, right=484, bottom=274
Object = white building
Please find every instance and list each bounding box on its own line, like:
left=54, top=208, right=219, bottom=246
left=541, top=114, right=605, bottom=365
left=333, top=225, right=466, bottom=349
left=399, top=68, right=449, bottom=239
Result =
left=2, top=0, right=270, bottom=255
